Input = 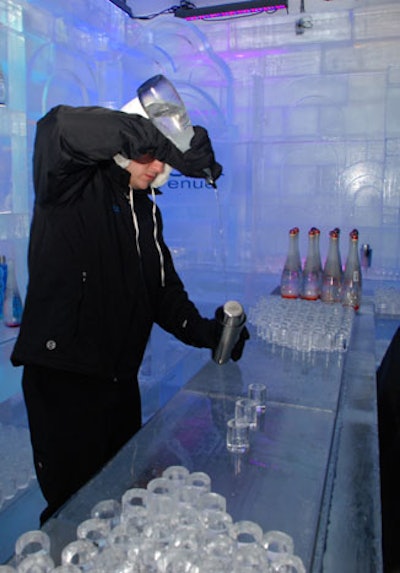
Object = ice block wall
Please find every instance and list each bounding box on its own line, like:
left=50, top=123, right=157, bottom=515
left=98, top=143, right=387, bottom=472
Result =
left=0, top=0, right=399, bottom=288
left=191, top=0, right=400, bottom=278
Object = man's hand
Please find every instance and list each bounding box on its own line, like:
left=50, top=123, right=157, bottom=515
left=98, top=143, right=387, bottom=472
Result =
left=164, top=126, right=222, bottom=182
left=213, top=305, right=250, bottom=363
left=231, top=326, right=250, bottom=362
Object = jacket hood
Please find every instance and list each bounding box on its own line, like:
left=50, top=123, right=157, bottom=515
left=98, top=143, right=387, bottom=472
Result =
left=114, top=96, right=172, bottom=190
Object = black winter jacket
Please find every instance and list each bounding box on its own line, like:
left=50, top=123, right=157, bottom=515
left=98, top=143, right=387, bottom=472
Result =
left=11, top=105, right=217, bottom=381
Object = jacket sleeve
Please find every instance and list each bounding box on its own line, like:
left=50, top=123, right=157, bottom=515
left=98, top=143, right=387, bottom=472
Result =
left=33, top=105, right=173, bottom=204
left=152, top=209, right=219, bottom=350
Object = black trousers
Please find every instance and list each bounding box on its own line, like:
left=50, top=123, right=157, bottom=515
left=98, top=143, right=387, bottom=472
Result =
left=22, top=365, right=142, bottom=525
left=377, top=327, right=400, bottom=573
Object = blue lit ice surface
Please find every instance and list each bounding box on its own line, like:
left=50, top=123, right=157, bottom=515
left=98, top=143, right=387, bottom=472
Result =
left=0, top=269, right=398, bottom=560
left=0, top=422, right=36, bottom=505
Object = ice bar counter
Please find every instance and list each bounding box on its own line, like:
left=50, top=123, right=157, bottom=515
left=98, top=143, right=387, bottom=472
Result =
left=26, top=295, right=382, bottom=572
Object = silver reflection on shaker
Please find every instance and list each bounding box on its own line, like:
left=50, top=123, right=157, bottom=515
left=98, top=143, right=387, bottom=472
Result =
left=213, top=300, right=246, bottom=365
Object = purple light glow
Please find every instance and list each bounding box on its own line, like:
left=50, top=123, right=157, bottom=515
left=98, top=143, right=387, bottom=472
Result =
left=174, top=0, right=288, bottom=21
left=184, top=5, right=287, bottom=20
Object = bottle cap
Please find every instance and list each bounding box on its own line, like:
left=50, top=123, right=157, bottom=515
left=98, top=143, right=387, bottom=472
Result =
left=221, top=301, right=245, bottom=328
left=223, top=300, right=243, bottom=317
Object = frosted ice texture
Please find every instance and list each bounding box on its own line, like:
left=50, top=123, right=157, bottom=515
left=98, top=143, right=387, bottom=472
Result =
left=0, top=0, right=400, bottom=282
left=0, top=422, right=36, bottom=508
left=374, top=286, right=400, bottom=317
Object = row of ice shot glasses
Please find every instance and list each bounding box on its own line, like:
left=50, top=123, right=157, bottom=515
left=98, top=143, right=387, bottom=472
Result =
left=226, top=383, right=267, bottom=454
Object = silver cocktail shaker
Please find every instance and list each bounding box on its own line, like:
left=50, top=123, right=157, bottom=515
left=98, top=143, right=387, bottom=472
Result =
left=213, top=300, right=246, bottom=365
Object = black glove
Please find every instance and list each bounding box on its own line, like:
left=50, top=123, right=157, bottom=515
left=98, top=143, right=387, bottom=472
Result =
left=163, top=126, right=223, bottom=182
left=231, top=326, right=250, bottom=362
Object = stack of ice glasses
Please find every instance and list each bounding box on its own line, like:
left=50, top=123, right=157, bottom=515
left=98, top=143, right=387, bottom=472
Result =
left=6, top=465, right=306, bottom=572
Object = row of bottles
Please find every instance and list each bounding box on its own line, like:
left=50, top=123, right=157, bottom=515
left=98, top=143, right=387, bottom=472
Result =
left=280, top=227, right=362, bottom=311
left=0, top=256, right=23, bottom=327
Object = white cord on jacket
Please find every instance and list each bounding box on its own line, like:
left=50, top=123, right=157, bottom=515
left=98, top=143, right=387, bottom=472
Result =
left=151, top=186, right=166, bottom=288
left=128, top=186, right=166, bottom=288
left=129, top=187, right=141, bottom=258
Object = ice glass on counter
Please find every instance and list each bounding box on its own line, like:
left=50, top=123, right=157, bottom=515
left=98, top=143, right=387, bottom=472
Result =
left=11, top=465, right=306, bottom=572
left=249, top=295, right=354, bottom=354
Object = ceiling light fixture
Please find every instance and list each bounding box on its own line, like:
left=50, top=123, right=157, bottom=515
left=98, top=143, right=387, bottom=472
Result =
left=174, top=0, right=288, bottom=20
